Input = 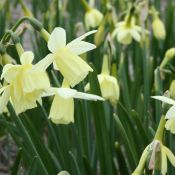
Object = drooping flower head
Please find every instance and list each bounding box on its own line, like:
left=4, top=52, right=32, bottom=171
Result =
left=85, top=8, right=103, bottom=29
left=47, top=27, right=97, bottom=87
left=0, top=51, right=52, bottom=114
left=85, top=55, right=120, bottom=105
left=44, top=79, right=104, bottom=124
left=112, top=15, right=143, bottom=45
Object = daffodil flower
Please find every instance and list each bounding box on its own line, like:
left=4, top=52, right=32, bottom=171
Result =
left=0, top=51, right=53, bottom=114
left=47, top=27, right=97, bottom=87
left=85, top=8, right=103, bottom=29
left=152, top=15, right=166, bottom=40
left=149, top=140, right=175, bottom=175
left=85, top=55, right=119, bottom=105
left=43, top=81, right=104, bottom=124
left=152, top=96, right=175, bottom=134
left=112, top=16, right=142, bottom=45
left=132, top=140, right=175, bottom=175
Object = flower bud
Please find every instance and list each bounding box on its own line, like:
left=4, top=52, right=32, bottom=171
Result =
left=160, top=48, right=175, bottom=68
left=152, top=15, right=166, bottom=40
left=85, top=8, right=103, bottom=29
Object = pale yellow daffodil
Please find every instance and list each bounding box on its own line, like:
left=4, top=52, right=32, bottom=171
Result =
left=149, top=140, right=175, bottom=175
left=43, top=81, right=104, bottom=124
left=85, top=8, right=103, bottom=29
left=112, top=16, right=143, bottom=45
left=152, top=96, right=175, bottom=134
left=47, top=27, right=97, bottom=87
left=152, top=15, right=166, bottom=40
left=132, top=140, right=175, bottom=175
left=85, top=55, right=120, bottom=105
left=57, top=171, right=70, bottom=175
left=0, top=51, right=53, bottom=114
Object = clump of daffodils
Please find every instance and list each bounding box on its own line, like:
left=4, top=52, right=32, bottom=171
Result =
left=0, top=26, right=104, bottom=125
left=0, top=51, right=52, bottom=114
left=112, top=14, right=142, bottom=45
left=85, top=54, right=120, bottom=105
left=151, top=7, right=166, bottom=40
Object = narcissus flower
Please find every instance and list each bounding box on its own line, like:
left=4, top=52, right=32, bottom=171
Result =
left=85, top=8, right=103, bottom=29
left=47, top=27, right=96, bottom=87
left=152, top=96, right=175, bottom=134
left=44, top=80, right=103, bottom=124
left=152, top=15, right=166, bottom=40
left=0, top=51, right=52, bottom=114
left=149, top=140, right=175, bottom=175
left=112, top=16, right=142, bottom=45
left=132, top=140, right=175, bottom=175
left=85, top=55, right=119, bottom=105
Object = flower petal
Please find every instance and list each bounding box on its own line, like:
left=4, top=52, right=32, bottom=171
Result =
left=161, top=146, right=167, bottom=175
left=20, top=51, right=34, bottom=65
left=130, top=29, right=141, bottom=42
left=0, top=86, right=10, bottom=113
left=49, top=95, right=74, bottom=124
left=73, top=91, right=104, bottom=101
left=48, top=27, right=66, bottom=53
left=1, top=64, right=21, bottom=82
left=151, top=96, right=175, bottom=105
left=165, top=105, right=175, bottom=119
left=57, top=88, right=77, bottom=99
left=30, top=54, right=54, bottom=72
left=164, top=146, right=175, bottom=167
left=67, top=41, right=96, bottom=55
left=54, top=48, right=93, bottom=87
left=67, top=30, right=97, bottom=46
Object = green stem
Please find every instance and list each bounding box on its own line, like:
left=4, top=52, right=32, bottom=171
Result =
left=40, top=28, right=50, bottom=42
left=1, top=16, right=29, bottom=44
left=80, top=0, right=91, bottom=11
left=154, top=115, right=166, bottom=141
left=1, top=16, right=43, bottom=44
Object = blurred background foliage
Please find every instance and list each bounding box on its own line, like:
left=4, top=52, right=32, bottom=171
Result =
left=0, top=0, right=175, bottom=174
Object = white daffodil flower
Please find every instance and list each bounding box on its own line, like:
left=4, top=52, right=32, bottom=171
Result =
left=47, top=27, right=97, bottom=87
left=112, top=16, right=143, bottom=45
left=0, top=51, right=53, bottom=114
left=85, top=55, right=120, bottom=105
left=43, top=84, right=104, bottom=124
left=85, top=8, right=103, bottom=29
left=152, top=96, right=175, bottom=134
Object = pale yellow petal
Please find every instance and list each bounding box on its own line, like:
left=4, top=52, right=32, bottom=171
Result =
left=68, top=30, right=97, bottom=44
left=164, top=146, right=175, bottom=167
left=54, top=48, right=93, bottom=87
left=31, top=54, right=54, bottom=72
left=165, top=118, right=175, bottom=134
left=66, top=41, right=96, bottom=55
left=48, top=27, right=66, bottom=53
left=49, top=95, right=74, bottom=124
left=1, top=64, right=21, bottom=82
left=0, top=86, right=10, bottom=113
left=165, top=106, right=175, bottom=119
left=22, top=72, right=50, bottom=92
left=161, top=146, right=167, bottom=175
left=20, top=51, right=34, bottom=65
